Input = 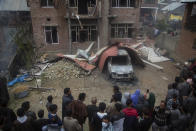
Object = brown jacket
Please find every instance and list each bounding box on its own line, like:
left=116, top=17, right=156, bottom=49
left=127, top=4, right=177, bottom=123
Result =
left=69, top=100, right=87, bottom=125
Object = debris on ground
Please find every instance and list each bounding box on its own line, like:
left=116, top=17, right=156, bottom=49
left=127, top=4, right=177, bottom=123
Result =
left=42, top=60, right=89, bottom=80
left=8, top=74, right=29, bottom=87
left=11, top=85, right=30, bottom=99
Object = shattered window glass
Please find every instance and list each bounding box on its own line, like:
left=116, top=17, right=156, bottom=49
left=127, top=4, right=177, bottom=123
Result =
left=45, top=26, right=58, bottom=44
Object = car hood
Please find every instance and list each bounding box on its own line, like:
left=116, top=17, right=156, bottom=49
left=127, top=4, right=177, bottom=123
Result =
left=111, top=65, right=133, bottom=74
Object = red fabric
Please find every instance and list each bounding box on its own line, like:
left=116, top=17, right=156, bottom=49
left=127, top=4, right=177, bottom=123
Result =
left=189, top=61, right=196, bottom=70
left=98, top=46, right=118, bottom=72
left=122, top=108, right=138, bottom=117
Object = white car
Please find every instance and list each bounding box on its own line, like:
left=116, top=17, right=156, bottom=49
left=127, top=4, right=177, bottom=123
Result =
left=107, top=49, right=135, bottom=81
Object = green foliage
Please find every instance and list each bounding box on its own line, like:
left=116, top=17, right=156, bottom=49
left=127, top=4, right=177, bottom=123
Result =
left=12, top=23, right=35, bottom=69
left=156, top=19, right=169, bottom=31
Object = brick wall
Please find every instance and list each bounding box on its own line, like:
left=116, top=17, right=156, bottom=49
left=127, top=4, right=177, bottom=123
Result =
left=29, top=0, right=141, bottom=54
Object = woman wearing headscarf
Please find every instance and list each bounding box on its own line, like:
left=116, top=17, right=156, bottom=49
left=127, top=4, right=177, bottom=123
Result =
left=130, top=89, right=140, bottom=107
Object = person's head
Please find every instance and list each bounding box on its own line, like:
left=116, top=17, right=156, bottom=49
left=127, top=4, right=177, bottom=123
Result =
left=99, top=102, right=106, bottom=112
left=66, top=109, right=72, bottom=117
left=172, top=94, right=177, bottom=101
left=38, top=109, right=44, bottom=118
left=102, top=115, right=110, bottom=123
left=113, top=85, right=119, bottom=93
left=172, top=83, right=178, bottom=89
left=47, top=95, right=53, bottom=103
left=91, top=97, right=97, bottom=105
left=21, top=101, right=30, bottom=112
left=78, top=93, right=86, bottom=101
left=146, top=89, right=149, bottom=93
left=115, top=103, right=122, bottom=112
left=17, top=108, right=25, bottom=117
left=49, top=104, right=58, bottom=114
left=172, top=102, right=178, bottom=110
left=135, top=89, right=140, bottom=96
left=0, top=98, right=8, bottom=107
left=126, top=99, right=133, bottom=107
left=64, top=88, right=71, bottom=95
left=112, top=95, right=118, bottom=102
left=142, top=108, right=150, bottom=117
left=175, top=76, right=182, bottom=83
left=160, top=100, right=166, bottom=109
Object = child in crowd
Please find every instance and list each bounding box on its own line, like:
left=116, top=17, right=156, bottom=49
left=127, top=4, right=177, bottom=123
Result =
left=46, top=95, right=53, bottom=112
left=102, top=115, right=113, bottom=131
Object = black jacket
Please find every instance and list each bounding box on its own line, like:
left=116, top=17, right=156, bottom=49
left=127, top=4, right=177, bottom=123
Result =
left=62, top=94, right=74, bottom=119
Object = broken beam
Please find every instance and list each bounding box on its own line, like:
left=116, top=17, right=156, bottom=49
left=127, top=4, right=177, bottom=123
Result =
left=142, top=59, right=163, bottom=70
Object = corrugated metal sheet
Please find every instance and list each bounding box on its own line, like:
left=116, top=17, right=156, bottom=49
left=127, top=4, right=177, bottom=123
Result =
left=0, top=0, right=29, bottom=11
left=98, top=46, right=118, bottom=72
left=161, top=2, right=184, bottom=11
left=181, top=0, right=196, bottom=2
left=56, top=53, right=96, bottom=71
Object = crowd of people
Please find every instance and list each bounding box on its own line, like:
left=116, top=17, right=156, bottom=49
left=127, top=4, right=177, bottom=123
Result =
left=0, top=60, right=196, bottom=131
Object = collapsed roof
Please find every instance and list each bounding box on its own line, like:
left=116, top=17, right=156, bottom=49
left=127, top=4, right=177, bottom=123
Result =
left=98, top=43, right=145, bottom=72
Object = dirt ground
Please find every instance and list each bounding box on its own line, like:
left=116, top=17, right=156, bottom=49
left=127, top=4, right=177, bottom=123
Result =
left=8, top=60, right=179, bottom=130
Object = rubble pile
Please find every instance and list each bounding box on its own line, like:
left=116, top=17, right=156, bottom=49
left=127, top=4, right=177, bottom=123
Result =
left=42, top=60, right=87, bottom=80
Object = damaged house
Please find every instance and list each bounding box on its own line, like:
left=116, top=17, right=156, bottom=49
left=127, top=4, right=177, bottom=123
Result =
left=176, top=0, right=196, bottom=60
left=28, top=0, right=141, bottom=54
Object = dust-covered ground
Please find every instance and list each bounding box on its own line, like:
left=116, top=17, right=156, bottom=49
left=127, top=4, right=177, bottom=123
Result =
left=8, top=60, right=179, bottom=130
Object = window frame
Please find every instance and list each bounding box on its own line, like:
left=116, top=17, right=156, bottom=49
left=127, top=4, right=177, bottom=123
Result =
left=44, top=26, right=59, bottom=44
left=69, top=0, right=96, bottom=8
left=41, top=0, right=54, bottom=8
left=71, top=25, right=97, bottom=42
left=111, top=0, right=135, bottom=8
left=111, top=24, right=133, bottom=38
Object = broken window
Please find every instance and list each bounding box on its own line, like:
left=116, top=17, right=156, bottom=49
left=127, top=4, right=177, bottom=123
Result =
left=44, top=26, right=59, bottom=44
left=71, top=25, right=97, bottom=42
left=111, top=0, right=135, bottom=7
left=111, top=24, right=133, bottom=38
left=41, top=0, right=54, bottom=7
left=69, top=0, right=96, bottom=7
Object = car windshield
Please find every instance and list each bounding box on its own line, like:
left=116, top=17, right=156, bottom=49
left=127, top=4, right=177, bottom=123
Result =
left=111, top=56, right=129, bottom=65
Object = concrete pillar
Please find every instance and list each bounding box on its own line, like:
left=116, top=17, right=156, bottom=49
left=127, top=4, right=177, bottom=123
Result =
left=99, top=0, right=109, bottom=47
left=183, top=3, right=193, bottom=25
